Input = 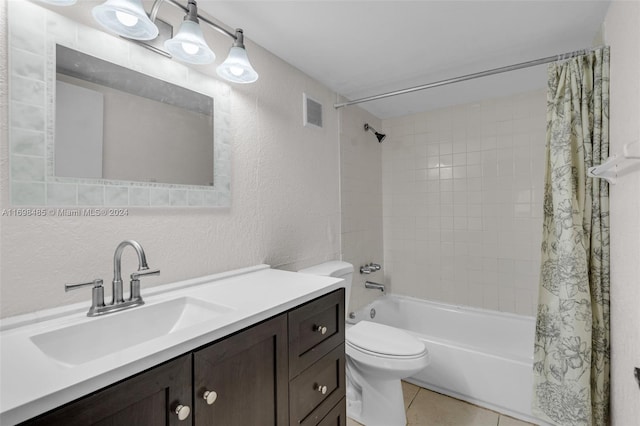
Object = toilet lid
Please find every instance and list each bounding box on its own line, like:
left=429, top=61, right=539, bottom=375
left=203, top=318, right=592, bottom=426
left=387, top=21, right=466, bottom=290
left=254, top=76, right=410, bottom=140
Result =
left=346, top=321, right=425, bottom=357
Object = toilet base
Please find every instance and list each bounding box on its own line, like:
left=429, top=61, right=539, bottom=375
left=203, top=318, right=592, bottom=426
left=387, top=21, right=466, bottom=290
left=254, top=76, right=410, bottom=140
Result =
left=346, top=397, right=364, bottom=425
left=346, top=361, right=407, bottom=426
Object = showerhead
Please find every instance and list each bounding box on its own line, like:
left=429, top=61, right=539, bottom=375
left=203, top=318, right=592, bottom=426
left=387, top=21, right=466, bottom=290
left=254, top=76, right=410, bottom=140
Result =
left=364, top=123, right=386, bottom=143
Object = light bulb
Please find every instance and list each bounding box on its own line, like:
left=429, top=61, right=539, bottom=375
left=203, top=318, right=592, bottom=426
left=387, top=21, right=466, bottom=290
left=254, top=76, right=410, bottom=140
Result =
left=230, top=66, right=244, bottom=77
left=181, top=42, right=199, bottom=55
left=116, top=10, right=139, bottom=27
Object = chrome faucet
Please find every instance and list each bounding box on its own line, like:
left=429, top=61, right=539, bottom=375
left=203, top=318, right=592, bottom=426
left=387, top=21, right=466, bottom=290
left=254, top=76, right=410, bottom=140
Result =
left=365, top=281, right=385, bottom=292
left=112, top=240, right=157, bottom=305
left=65, top=240, right=160, bottom=316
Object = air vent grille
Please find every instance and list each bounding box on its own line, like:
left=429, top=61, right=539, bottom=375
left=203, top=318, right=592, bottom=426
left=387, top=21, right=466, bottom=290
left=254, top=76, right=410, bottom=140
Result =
left=303, top=93, right=323, bottom=128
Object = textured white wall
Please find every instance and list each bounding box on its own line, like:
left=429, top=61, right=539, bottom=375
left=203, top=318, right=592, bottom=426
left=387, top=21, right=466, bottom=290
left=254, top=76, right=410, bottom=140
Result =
left=0, top=2, right=341, bottom=317
left=604, top=2, right=640, bottom=423
left=339, top=104, right=384, bottom=313
left=381, top=90, right=546, bottom=316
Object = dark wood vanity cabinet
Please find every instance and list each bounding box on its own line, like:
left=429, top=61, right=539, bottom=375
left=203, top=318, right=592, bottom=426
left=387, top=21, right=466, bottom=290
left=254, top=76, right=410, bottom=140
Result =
left=21, top=354, right=192, bottom=426
left=20, top=289, right=345, bottom=426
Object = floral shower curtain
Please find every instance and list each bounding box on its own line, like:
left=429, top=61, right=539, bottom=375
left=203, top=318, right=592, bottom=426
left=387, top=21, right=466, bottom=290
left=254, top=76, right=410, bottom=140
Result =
left=532, top=47, right=610, bottom=426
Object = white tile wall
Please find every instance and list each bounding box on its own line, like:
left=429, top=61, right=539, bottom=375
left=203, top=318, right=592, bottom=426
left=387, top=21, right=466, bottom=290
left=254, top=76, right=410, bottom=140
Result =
left=381, top=89, right=546, bottom=316
left=340, top=105, right=385, bottom=312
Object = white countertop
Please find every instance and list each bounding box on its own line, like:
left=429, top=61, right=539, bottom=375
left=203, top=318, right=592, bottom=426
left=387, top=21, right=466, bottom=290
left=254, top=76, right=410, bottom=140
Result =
left=0, top=265, right=344, bottom=425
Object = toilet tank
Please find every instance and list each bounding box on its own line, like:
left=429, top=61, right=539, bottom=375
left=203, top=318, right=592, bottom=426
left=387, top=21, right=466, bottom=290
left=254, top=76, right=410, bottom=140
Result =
left=298, top=261, right=353, bottom=315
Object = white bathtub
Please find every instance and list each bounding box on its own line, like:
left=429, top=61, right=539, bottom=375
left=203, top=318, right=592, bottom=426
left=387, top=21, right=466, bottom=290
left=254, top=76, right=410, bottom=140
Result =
left=350, top=295, right=544, bottom=425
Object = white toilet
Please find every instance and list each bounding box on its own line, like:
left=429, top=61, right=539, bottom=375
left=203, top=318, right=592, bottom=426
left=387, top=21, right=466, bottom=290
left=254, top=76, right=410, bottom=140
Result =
left=299, top=261, right=430, bottom=426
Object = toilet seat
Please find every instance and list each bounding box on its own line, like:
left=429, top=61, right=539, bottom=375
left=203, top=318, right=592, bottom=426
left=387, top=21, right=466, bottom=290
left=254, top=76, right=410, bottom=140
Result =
left=345, top=320, right=430, bottom=385
left=346, top=321, right=427, bottom=359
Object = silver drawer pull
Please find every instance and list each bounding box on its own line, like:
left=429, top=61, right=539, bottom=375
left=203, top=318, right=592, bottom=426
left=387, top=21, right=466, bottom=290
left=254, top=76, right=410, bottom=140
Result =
left=203, top=390, right=218, bottom=405
left=174, top=404, right=191, bottom=421
left=315, top=384, right=328, bottom=395
left=313, top=325, right=328, bottom=335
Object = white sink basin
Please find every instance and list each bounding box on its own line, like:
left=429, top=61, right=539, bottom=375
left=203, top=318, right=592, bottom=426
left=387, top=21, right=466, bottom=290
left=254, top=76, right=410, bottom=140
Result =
left=30, top=297, right=234, bottom=366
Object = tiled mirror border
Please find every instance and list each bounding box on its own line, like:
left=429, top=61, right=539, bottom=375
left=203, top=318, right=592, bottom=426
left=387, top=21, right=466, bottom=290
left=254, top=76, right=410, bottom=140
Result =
left=8, top=1, right=231, bottom=208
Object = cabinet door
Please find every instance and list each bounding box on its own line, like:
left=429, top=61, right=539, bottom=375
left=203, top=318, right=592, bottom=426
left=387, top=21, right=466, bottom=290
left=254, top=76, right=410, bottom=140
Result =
left=21, top=355, right=192, bottom=426
left=194, top=314, right=289, bottom=426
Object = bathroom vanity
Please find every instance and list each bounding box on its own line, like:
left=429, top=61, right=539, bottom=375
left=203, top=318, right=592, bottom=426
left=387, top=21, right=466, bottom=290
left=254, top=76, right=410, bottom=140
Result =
left=0, top=266, right=346, bottom=426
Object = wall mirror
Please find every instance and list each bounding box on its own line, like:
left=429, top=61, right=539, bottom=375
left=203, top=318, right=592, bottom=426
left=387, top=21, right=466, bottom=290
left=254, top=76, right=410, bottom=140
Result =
left=55, top=45, right=215, bottom=187
left=8, top=1, right=231, bottom=207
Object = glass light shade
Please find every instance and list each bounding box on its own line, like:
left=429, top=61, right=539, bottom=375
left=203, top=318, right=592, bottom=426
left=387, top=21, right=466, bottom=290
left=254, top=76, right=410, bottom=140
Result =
left=92, top=0, right=158, bottom=41
left=216, top=46, right=258, bottom=84
left=164, top=20, right=215, bottom=64
left=38, top=0, right=77, bottom=5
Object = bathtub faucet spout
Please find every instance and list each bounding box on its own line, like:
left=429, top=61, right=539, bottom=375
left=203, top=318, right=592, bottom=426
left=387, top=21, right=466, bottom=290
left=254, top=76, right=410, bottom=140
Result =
left=365, top=281, right=385, bottom=292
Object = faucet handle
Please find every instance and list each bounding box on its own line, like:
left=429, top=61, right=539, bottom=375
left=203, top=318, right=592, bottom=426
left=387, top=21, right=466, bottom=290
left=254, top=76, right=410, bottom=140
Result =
left=65, top=278, right=104, bottom=292
left=130, top=269, right=160, bottom=280
left=360, top=265, right=373, bottom=274
left=129, top=269, right=159, bottom=303
left=64, top=279, right=106, bottom=316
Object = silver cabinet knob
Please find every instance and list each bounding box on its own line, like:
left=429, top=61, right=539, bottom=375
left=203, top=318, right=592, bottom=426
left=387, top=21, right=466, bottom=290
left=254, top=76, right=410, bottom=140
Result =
left=315, top=384, right=328, bottom=394
left=203, top=390, right=218, bottom=405
left=314, top=325, right=327, bottom=335
left=174, top=404, right=190, bottom=421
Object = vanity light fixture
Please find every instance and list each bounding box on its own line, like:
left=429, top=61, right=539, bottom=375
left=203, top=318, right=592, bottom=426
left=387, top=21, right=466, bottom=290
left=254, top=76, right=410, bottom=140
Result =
left=86, top=0, right=258, bottom=82
left=164, top=0, right=215, bottom=64
left=92, top=0, right=159, bottom=41
left=216, top=29, right=259, bottom=84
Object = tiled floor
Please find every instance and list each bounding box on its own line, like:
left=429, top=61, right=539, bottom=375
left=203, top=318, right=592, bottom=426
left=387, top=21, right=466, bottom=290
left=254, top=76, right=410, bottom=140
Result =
left=346, top=382, right=537, bottom=426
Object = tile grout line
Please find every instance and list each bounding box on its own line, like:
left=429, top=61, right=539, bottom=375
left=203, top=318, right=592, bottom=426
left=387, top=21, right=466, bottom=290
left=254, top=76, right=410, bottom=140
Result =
left=404, top=383, right=419, bottom=410
left=407, top=387, right=421, bottom=410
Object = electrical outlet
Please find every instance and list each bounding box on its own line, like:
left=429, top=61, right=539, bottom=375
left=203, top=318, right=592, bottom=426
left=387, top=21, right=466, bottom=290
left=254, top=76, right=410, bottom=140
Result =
left=634, top=367, right=640, bottom=389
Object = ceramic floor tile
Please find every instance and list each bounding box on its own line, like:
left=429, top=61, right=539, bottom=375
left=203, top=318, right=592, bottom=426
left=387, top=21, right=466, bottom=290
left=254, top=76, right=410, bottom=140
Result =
left=498, top=415, right=537, bottom=426
left=402, top=380, right=421, bottom=409
left=346, top=417, right=364, bottom=426
left=406, top=389, right=500, bottom=426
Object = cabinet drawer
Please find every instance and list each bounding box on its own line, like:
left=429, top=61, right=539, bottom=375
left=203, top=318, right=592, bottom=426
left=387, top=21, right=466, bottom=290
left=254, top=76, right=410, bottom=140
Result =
left=289, top=288, right=345, bottom=378
left=317, top=398, right=346, bottom=426
left=289, top=345, right=345, bottom=426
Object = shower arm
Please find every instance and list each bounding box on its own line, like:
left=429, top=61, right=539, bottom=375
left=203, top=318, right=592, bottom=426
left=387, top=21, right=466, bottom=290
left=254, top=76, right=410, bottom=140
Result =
left=364, top=123, right=386, bottom=143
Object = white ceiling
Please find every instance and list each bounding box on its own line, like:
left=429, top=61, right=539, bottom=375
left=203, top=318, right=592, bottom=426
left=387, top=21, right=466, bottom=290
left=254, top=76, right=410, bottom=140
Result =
left=199, top=1, right=611, bottom=119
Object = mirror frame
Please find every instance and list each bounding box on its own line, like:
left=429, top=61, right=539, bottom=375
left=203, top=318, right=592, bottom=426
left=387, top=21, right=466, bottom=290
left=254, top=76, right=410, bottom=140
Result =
left=8, top=1, right=231, bottom=207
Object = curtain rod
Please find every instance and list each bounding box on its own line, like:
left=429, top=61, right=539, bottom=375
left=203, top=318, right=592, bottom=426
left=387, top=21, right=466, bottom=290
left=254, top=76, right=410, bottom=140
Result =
left=334, top=47, right=600, bottom=109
